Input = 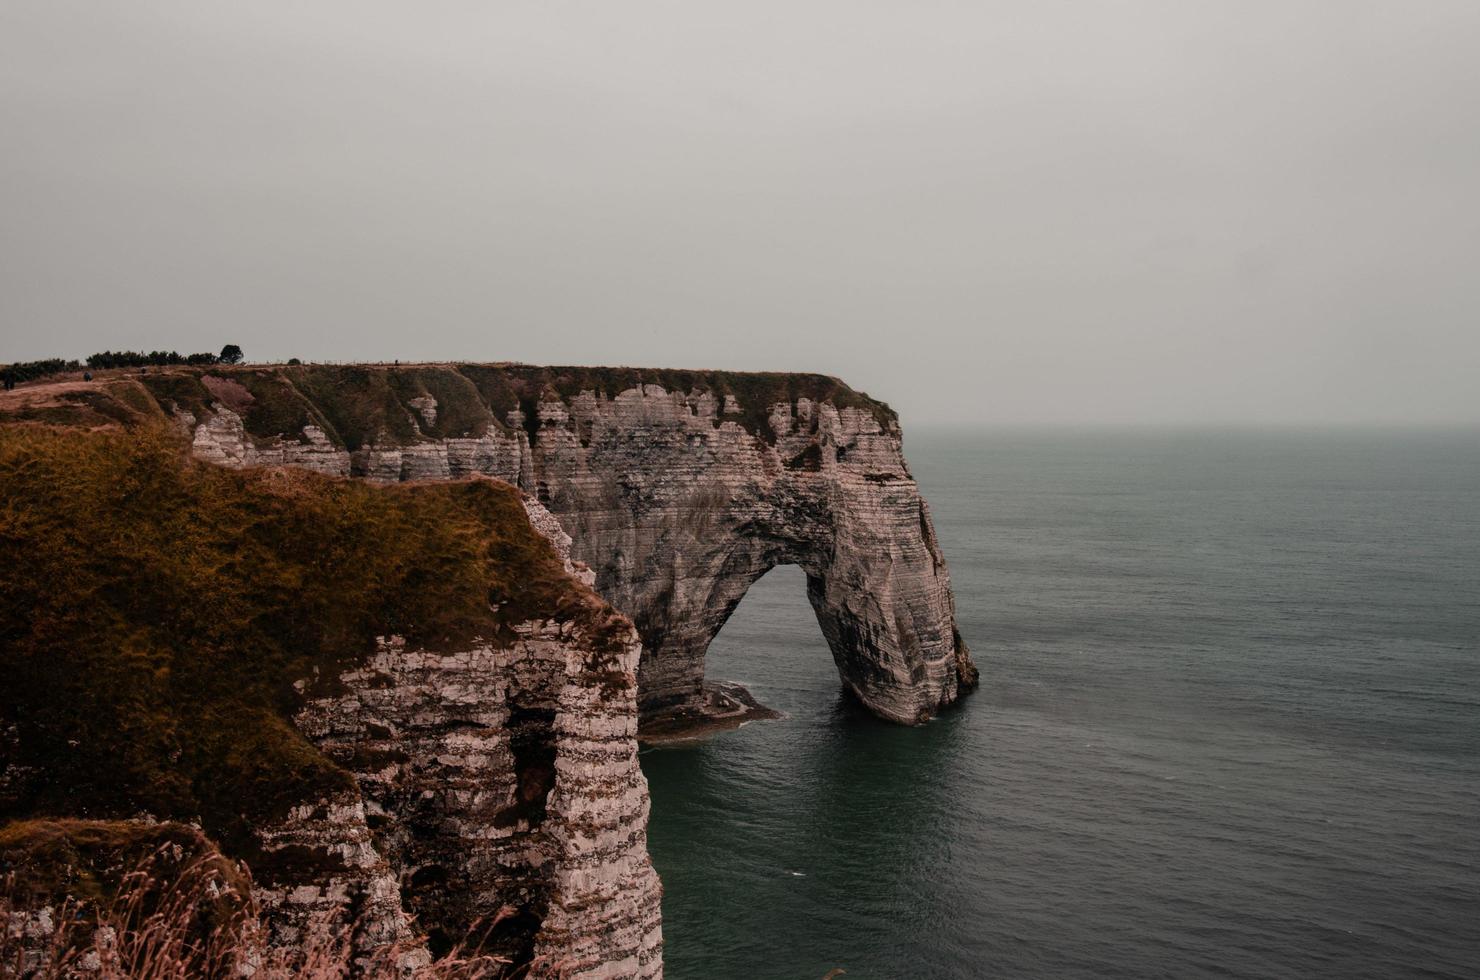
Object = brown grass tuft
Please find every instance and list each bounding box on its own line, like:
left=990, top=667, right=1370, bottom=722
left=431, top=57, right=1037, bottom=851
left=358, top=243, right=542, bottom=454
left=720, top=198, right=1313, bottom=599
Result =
left=2, top=843, right=524, bottom=978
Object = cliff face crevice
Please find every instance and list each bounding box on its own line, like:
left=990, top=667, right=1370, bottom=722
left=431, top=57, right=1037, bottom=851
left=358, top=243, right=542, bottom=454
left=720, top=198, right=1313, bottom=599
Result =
left=289, top=629, right=661, bottom=978
left=158, top=364, right=976, bottom=728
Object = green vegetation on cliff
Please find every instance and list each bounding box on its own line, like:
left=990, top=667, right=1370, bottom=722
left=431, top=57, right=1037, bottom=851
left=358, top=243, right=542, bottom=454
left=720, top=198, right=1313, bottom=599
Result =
left=462, top=364, right=897, bottom=445
left=0, top=424, right=612, bottom=850
left=0, top=363, right=897, bottom=447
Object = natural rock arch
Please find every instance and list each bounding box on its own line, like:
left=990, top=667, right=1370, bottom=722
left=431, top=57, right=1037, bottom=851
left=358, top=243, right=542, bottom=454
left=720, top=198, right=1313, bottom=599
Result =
left=516, top=384, right=978, bottom=729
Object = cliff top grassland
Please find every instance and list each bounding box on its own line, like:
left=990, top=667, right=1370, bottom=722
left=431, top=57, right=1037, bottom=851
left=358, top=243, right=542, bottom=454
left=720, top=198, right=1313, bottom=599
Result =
left=0, top=423, right=623, bottom=854
left=0, top=363, right=897, bottom=448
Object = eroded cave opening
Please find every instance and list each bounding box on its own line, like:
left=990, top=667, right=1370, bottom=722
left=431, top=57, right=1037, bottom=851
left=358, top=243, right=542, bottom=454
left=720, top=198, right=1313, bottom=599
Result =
left=699, top=564, right=838, bottom=727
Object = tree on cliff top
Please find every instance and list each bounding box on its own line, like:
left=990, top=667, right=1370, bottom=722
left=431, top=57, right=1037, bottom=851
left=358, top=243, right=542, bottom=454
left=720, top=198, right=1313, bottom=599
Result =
left=218, top=344, right=243, bottom=365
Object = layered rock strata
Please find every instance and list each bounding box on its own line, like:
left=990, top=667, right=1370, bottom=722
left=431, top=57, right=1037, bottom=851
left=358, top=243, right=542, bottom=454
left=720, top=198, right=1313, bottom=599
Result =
left=518, top=387, right=976, bottom=727
left=284, top=627, right=661, bottom=977
left=245, top=535, right=660, bottom=975
left=166, top=365, right=977, bottom=728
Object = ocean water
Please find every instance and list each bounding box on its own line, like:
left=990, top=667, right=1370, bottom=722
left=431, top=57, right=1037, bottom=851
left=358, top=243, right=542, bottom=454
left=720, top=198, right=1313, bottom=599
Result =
left=638, top=429, right=1480, bottom=980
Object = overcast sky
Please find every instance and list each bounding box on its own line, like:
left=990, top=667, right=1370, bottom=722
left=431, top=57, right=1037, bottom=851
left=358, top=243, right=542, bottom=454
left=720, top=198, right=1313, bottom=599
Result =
left=3, top=2, right=1478, bottom=427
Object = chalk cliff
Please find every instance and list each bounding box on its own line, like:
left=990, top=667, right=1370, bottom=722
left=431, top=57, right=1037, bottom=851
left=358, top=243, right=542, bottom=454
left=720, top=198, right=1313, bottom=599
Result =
left=0, top=363, right=973, bottom=977
left=0, top=425, right=659, bottom=977
left=145, top=364, right=978, bottom=728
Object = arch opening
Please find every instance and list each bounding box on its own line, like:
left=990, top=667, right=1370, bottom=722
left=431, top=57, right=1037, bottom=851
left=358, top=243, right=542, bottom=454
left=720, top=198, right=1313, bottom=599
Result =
left=638, top=563, right=842, bottom=741
left=702, top=564, right=840, bottom=723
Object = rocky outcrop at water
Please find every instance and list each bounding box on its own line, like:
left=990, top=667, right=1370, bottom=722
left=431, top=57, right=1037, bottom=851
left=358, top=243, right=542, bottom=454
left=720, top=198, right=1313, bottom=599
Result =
left=516, top=385, right=976, bottom=730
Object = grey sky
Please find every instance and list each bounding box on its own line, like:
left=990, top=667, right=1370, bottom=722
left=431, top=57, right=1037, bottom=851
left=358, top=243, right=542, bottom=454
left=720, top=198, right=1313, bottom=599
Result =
left=3, top=2, right=1478, bottom=427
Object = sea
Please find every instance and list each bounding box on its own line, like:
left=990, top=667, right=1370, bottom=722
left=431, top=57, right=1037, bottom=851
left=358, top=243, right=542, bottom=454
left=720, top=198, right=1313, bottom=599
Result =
left=638, top=428, right=1480, bottom=980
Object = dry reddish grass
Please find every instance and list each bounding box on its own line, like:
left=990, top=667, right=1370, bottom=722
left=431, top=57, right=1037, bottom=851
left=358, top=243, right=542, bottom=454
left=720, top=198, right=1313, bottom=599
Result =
left=1, top=846, right=532, bottom=979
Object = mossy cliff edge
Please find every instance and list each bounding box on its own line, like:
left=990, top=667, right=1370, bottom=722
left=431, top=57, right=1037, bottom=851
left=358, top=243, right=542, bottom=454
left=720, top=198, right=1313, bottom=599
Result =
left=0, top=424, right=662, bottom=977
left=0, top=362, right=894, bottom=449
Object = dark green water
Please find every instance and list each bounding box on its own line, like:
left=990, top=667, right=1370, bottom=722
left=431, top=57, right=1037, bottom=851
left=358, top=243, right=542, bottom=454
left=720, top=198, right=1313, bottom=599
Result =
left=639, top=429, right=1480, bottom=979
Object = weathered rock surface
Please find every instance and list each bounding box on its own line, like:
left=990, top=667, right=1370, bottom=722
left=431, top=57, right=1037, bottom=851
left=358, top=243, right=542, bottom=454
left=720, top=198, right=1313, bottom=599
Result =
left=515, top=386, right=976, bottom=728
left=0, top=630, right=660, bottom=980
left=171, top=365, right=978, bottom=728
left=281, top=625, right=661, bottom=977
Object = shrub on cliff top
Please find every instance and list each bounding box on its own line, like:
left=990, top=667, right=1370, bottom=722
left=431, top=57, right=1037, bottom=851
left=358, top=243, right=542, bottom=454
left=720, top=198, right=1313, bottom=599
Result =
left=1, top=359, right=83, bottom=385
left=0, top=425, right=610, bottom=851
left=84, top=350, right=220, bottom=370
